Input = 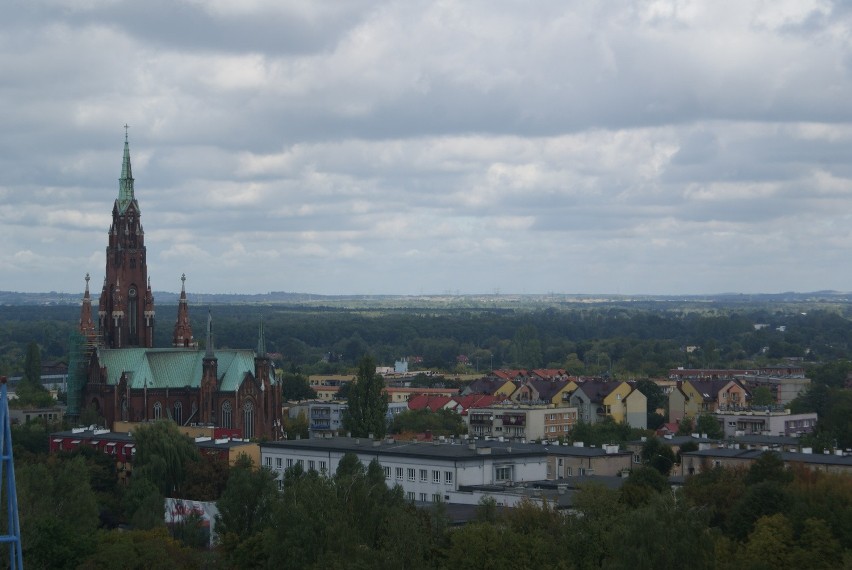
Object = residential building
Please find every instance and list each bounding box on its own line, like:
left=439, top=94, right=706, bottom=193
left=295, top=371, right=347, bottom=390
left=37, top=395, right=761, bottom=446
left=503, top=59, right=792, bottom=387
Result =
left=713, top=410, right=818, bottom=438
left=568, top=381, right=647, bottom=429
left=680, top=448, right=852, bottom=477
left=465, top=404, right=577, bottom=441
left=668, top=379, right=750, bottom=423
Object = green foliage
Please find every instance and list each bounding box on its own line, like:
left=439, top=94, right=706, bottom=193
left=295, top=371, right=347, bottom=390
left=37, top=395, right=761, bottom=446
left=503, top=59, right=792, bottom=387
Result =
left=78, top=528, right=201, bottom=570
left=22, top=340, right=41, bottom=386
left=635, top=379, right=667, bottom=412
left=215, top=457, right=279, bottom=562
left=132, top=420, right=200, bottom=496
left=568, top=416, right=646, bottom=446
left=641, top=437, right=676, bottom=475
left=123, top=477, right=165, bottom=530
left=280, top=370, right=317, bottom=400
left=343, top=355, right=388, bottom=438
left=695, top=413, right=724, bottom=439
left=509, top=324, right=542, bottom=368
left=391, top=408, right=467, bottom=437
left=282, top=410, right=310, bottom=440
left=751, top=386, right=775, bottom=406
left=17, top=455, right=100, bottom=568
left=620, top=466, right=670, bottom=507
left=181, top=453, right=231, bottom=502
left=745, top=451, right=793, bottom=486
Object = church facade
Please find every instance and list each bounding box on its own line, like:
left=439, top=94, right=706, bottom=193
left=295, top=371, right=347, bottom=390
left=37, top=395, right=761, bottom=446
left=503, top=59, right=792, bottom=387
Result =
left=78, top=134, right=282, bottom=440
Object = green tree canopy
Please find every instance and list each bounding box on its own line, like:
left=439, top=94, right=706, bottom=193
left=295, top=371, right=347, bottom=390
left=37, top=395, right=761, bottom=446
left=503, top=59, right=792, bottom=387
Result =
left=132, top=421, right=200, bottom=496
left=343, top=355, right=388, bottom=438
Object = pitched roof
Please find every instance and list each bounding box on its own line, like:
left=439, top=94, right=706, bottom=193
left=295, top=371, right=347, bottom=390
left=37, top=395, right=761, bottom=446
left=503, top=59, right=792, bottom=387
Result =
left=527, top=378, right=570, bottom=401
left=572, top=381, right=621, bottom=402
left=96, top=347, right=269, bottom=391
left=407, top=395, right=452, bottom=412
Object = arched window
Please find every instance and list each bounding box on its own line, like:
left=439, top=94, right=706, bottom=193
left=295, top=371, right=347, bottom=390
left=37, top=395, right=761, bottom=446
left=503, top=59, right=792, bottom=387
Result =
left=153, top=401, right=162, bottom=420
left=174, top=402, right=183, bottom=425
left=221, top=401, right=232, bottom=429
left=121, top=398, right=128, bottom=422
left=243, top=401, right=255, bottom=439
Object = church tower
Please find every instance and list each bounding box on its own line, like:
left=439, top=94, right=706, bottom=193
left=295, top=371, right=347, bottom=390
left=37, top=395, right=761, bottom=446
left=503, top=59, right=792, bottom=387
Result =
left=173, top=274, right=196, bottom=348
left=98, top=131, right=155, bottom=348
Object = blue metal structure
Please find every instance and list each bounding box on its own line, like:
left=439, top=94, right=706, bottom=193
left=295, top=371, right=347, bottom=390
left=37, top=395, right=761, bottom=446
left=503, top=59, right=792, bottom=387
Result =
left=0, top=376, right=23, bottom=568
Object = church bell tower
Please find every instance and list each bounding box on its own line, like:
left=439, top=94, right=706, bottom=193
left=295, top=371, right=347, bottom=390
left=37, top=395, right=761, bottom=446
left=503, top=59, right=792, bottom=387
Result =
left=98, top=129, right=155, bottom=348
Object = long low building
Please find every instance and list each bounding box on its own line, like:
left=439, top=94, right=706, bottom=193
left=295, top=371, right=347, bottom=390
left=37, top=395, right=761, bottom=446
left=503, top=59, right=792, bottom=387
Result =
left=260, top=436, right=630, bottom=506
left=679, top=447, right=852, bottom=476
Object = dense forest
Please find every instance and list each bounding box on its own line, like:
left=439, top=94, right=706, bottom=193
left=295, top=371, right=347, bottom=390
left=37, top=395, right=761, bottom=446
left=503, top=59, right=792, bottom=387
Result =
left=4, top=301, right=852, bottom=378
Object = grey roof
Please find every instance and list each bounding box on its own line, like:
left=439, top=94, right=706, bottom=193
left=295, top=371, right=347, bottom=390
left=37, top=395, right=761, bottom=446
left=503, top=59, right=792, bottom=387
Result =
left=683, top=448, right=852, bottom=466
left=262, top=437, right=628, bottom=461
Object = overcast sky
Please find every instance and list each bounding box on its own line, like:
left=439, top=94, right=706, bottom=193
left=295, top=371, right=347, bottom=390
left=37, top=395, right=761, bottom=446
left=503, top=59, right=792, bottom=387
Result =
left=2, top=1, right=852, bottom=296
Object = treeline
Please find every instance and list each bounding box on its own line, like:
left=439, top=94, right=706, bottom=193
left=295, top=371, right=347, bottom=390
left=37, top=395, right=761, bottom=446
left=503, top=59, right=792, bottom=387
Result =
left=10, top=416, right=852, bottom=569
left=5, top=303, right=852, bottom=377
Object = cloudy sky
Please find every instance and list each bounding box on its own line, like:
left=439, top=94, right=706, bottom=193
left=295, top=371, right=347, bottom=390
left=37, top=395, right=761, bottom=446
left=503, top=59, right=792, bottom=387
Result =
left=2, top=1, right=852, bottom=296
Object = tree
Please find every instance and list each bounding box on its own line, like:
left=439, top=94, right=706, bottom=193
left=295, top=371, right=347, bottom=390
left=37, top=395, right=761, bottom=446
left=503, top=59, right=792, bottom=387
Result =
left=635, top=379, right=667, bottom=413
left=391, top=408, right=467, bottom=437
left=745, top=451, right=792, bottom=486
left=78, top=528, right=201, bottom=570
left=509, top=325, right=542, bottom=369
left=22, top=340, right=41, bottom=386
left=640, top=437, right=676, bottom=475
left=132, top=421, right=200, bottom=496
left=17, top=455, right=100, bottom=568
left=282, top=410, right=310, bottom=440
left=695, top=414, right=724, bottom=439
left=751, top=386, right=774, bottom=407
left=343, top=355, right=388, bottom=438
left=215, top=456, right=279, bottom=561
left=280, top=371, right=316, bottom=401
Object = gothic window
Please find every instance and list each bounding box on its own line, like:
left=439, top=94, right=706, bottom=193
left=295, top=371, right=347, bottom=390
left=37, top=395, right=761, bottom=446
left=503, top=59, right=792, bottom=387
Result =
left=121, top=398, right=128, bottom=422
left=174, top=402, right=183, bottom=425
left=243, top=401, right=255, bottom=439
left=153, top=401, right=162, bottom=420
left=221, top=401, right=232, bottom=429
left=127, top=286, right=138, bottom=345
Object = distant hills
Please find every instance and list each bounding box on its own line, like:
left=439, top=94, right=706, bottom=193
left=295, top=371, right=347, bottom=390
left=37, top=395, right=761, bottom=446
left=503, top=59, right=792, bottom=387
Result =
left=3, top=289, right=852, bottom=308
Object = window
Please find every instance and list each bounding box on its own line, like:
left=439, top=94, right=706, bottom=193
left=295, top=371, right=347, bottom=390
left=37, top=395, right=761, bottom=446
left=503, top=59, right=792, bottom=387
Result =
left=396, top=467, right=404, bottom=480
left=566, top=467, right=573, bottom=476
left=407, top=491, right=415, bottom=501
left=297, top=459, right=304, bottom=468
left=243, top=401, right=255, bottom=439
left=319, top=461, right=327, bottom=473
left=419, top=493, right=428, bottom=502
left=432, top=470, right=440, bottom=483
left=173, top=402, right=183, bottom=425
left=495, top=466, right=513, bottom=481
left=308, top=460, right=316, bottom=472
left=407, top=468, right=416, bottom=482
left=286, top=458, right=294, bottom=468
left=444, top=471, right=453, bottom=485
left=221, top=401, right=233, bottom=428
left=383, top=466, right=391, bottom=479
left=153, top=401, right=162, bottom=420
left=633, top=454, right=642, bottom=464
left=276, top=457, right=283, bottom=470
left=264, top=457, right=272, bottom=467
left=277, top=479, right=284, bottom=491
left=432, top=494, right=441, bottom=503
left=419, top=469, right=428, bottom=482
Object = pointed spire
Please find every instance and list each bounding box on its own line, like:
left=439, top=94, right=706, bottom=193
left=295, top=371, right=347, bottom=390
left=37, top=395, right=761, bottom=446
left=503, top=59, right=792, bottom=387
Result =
left=173, top=274, right=195, bottom=348
left=79, top=273, right=96, bottom=341
left=204, top=309, right=215, bottom=358
left=257, top=316, right=266, bottom=357
left=118, top=125, right=135, bottom=213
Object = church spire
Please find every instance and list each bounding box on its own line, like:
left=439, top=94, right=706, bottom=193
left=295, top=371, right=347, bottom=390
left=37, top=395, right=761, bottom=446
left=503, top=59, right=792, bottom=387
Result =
left=118, top=125, right=134, bottom=213
left=204, top=309, right=215, bottom=358
left=79, top=273, right=97, bottom=344
left=173, top=274, right=196, bottom=348
left=257, top=316, right=266, bottom=357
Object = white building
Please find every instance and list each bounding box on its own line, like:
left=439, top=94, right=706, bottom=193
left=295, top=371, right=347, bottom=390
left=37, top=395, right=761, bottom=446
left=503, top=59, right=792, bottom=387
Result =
left=260, top=436, right=629, bottom=507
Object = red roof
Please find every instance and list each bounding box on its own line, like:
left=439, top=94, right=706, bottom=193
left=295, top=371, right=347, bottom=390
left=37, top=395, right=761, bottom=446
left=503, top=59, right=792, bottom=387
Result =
left=407, top=395, right=452, bottom=412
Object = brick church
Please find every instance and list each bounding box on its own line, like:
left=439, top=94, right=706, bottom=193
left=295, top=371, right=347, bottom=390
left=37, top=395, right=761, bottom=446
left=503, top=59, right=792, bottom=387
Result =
left=77, top=133, right=282, bottom=439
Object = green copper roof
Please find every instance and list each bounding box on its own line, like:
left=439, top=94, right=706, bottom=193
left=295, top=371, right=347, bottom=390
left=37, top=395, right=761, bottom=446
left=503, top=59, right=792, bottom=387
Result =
left=117, top=134, right=135, bottom=213
left=96, top=347, right=273, bottom=391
